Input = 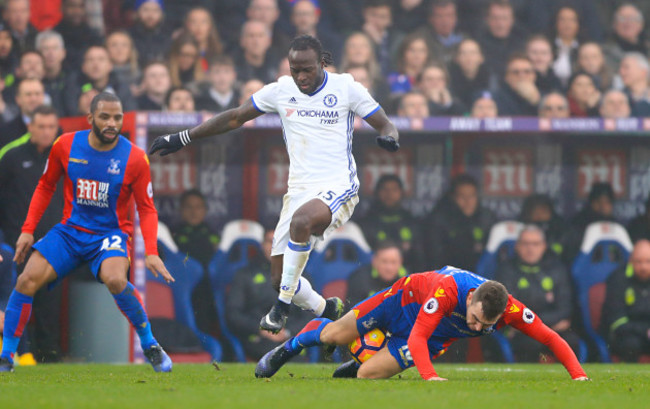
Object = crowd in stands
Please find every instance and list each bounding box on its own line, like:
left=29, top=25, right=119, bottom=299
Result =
left=1, top=0, right=650, bottom=363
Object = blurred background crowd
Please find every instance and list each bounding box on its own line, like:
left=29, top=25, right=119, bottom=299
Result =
left=0, top=0, right=649, bottom=365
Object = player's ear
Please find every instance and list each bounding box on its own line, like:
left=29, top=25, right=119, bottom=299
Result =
left=86, top=111, right=93, bottom=125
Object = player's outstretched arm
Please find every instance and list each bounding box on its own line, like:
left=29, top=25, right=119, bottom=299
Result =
left=364, top=107, right=400, bottom=152
left=145, top=255, right=174, bottom=283
left=149, top=100, right=264, bottom=156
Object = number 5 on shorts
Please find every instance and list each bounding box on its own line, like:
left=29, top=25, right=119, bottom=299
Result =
left=318, top=190, right=336, bottom=202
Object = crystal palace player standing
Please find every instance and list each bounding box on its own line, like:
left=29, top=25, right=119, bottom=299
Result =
left=149, top=35, right=400, bottom=334
left=255, top=266, right=589, bottom=381
left=0, top=93, right=175, bottom=373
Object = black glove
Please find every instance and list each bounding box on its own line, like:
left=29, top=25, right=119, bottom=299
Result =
left=149, top=130, right=191, bottom=156
left=376, top=135, right=400, bottom=152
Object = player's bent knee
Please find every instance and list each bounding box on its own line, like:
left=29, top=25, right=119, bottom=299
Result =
left=15, top=272, right=42, bottom=295
left=357, top=366, right=385, bottom=379
left=289, top=214, right=312, bottom=237
left=103, top=275, right=128, bottom=294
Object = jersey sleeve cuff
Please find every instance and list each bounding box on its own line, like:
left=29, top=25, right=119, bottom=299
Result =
left=251, top=96, right=265, bottom=113
left=362, top=104, right=380, bottom=119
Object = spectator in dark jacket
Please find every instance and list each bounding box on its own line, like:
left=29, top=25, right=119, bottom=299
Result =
left=195, top=56, right=239, bottom=113
left=566, top=71, right=601, bottom=117
left=496, top=225, right=580, bottom=361
left=493, top=54, right=541, bottom=116
left=357, top=174, right=423, bottom=272
left=628, top=197, right=650, bottom=243
left=129, top=0, right=171, bottom=68
left=0, top=78, right=45, bottom=148
left=54, top=0, right=104, bottom=72
left=4, top=0, right=38, bottom=54
left=135, top=62, right=171, bottom=111
left=35, top=31, right=69, bottom=118
left=423, top=173, right=496, bottom=271
left=417, top=63, right=467, bottom=116
left=526, top=35, right=563, bottom=95
left=226, top=229, right=311, bottom=360
left=603, top=239, right=650, bottom=362
left=448, top=38, right=492, bottom=109
left=519, top=194, right=567, bottom=256
left=477, top=0, right=527, bottom=79
left=346, top=240, right=407, bottom=307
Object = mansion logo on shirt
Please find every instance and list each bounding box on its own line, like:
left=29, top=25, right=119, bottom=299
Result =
left=76, top=178, right=110, bottom=208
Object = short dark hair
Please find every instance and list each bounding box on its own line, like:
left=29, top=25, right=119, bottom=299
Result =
left=364, top=0, right=392, bottom=9
left=90, top=92, right=122, bottom=114
left=208, top=54, right=235, bottom=69
left=289, top=35, right=334, bottom=67
left=430, top=0, right=456, bottom=14
left=450, top=173, right=478, bottom=194
left=180, top=188, right=206, bottom=208
left=472, top=280, right=509, bottom=321
left=374, top=174, right=404, bottom=196
left=165, top=86, right=194, bottom=107
left=588, top=182, right=615, bottom=203
left=30, top=105, right=58, bottom=121
left=373, top=239, right=402, bottom=254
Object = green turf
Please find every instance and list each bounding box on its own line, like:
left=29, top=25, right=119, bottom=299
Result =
left=1, top=363, right=648, bottom=409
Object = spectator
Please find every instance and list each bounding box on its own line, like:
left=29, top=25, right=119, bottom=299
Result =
left=234, top=20, right=279, bottom=84
left=604, top=4, right=648, bottom=70
left=387, top=33, right=432, bottom=94
left=577, top=42, right=614, bottom=91
left=1, top=51, right=46, bottom=106
left=526, top=35, right=562, bottom=95
left=478, top=0, right=527, bottom=78
left=519, top=194, right=566, bottom=256
left=538, top=91, right=570, bottom=119
left=0, top=78, right=45, bottom=148
left=0, top=23, right=18, bottom=76
left=599, top=89, right=631, bottom=119
left=417, top=63, right=466, bottom=115
left=130, top=0, right=171, bottom=68
left=396, top=90, right=429, bottom=119
left=171, top=189, right=220, bottom=335
left=448, top=38, right=491, bottom=109
left=417, top=0, right=464, bottom=63
left=195, top=55, right=239, bottom=113
left=76, top=87, right=98, bottom=116
left=182, top=7, right=224, bottom=71
left=566, top=71, right=601, bottom=117
left=603, top=239, right=650, bottom=362
left=135, top=62, right=171, bottom=111
left=471, top=94, right=498, bottom=118
left=496, top=225, right=580, bottom=361
left=167, top=34, right=205, bottom=89
left=105, top=30, right=140, bottom=97
left=362, top=0, right=402, bottom=76
left=247, top=0, right=291, bottom=60
left=54, top=0, right=103, bottom=72
left=35, top=31, right=68, bottom=118
left=627, top=197, right=650, bottom=243
left=347, top=240, right=407, bottom=306
left=226, top=229, right=311, bottom=360
left=424, top=173, right=496, bottom=270
left=239, top=78, right=265, bottom=105
left=493, top=54, right=540, bottom=116
left=0, top=105, right=63, bottom=362
left=4, top=0, right=37, bottom=54
left=357, top=174, right=424, bottom=272
left=619, top=52, right=650, bottom=117
left=345, top=64, right=390, bottom=107
left=276, top=56, right=290, bottom=78
left=289, top=0, right=342, bottom=62
left=64, top=45, right=135, bottom=115
left=550, top=6, right=581, bottom=87
left=563, top=182, right=617, bottom=264
left=165, top=86, right=195, bottom=113
left=391, top=0, right=428, bottom=33
left=339, top=32, right=385, bottom=93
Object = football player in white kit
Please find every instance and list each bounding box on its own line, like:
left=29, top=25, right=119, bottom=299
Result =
left=150, top=35, right=400, bottom=334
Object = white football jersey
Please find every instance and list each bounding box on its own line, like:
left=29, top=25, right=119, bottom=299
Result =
left=251, top=71, right=380, bottom=189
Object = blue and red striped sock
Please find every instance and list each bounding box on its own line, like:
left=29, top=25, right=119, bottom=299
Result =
left=285, top=318, right=332, bottom=353
left=112, top=282, right=157, bottom=350
left=1, top=290, right=33, bottom=362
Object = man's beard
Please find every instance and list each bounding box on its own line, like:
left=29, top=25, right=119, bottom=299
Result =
left=92, top=120, right=121, bottom=145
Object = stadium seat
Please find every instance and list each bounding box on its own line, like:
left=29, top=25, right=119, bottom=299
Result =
left=571, top=221, right=633, bottom=363
left=208, top=219, right=265, bottom=362
left=146, top=240, right=223, bottom=363
left=476, top=221, right=524, bottom=279
left=472, top=221, right=524, bottom=364
left=305, top=221, right=372, bottom=295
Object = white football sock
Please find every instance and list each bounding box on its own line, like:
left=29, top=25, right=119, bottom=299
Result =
left=292, top=276, right=326, bottom=316
left=278, top=240, right=311, bottom=304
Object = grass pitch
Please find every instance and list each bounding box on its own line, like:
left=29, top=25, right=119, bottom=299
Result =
left=1, top=363, right=648, bottom=409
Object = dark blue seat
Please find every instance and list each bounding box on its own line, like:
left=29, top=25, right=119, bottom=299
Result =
left=208, top=220, right=265, bottom=363
left=146, top=241, right=223, bottom=362
left=571, top=221, right=632, bottom=363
